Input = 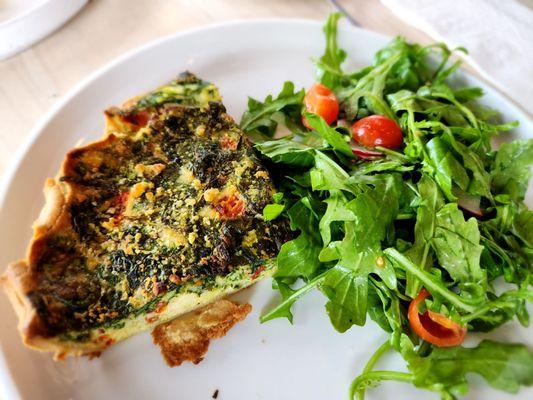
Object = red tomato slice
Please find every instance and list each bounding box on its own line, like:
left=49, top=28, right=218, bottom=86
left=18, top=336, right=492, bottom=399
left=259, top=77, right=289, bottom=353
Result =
left=113, top=191, right=130, bottom=220
left=302, top=83, right=339, bottom=128
left=408, top=288, right=467, bottom=347
left=351, top=115, right=403, bottom=149
left=123, top=110, right=150, bottom=127
left=215, top=194, right=245, bottom=220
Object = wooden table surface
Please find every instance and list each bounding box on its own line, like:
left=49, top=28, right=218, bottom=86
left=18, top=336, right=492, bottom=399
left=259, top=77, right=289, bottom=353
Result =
left=0, top=0, right=432, bottom=180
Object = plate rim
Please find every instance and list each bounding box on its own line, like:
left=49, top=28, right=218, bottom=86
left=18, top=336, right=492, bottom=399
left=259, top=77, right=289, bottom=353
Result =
left=0, top=17, right=531, bottom=400
left=0, top=0, right=89, bottom=60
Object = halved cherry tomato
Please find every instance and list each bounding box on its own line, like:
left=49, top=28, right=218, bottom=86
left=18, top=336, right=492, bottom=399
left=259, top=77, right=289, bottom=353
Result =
left=351, top=115, right=403, bottom=149
left=302, top=83, right=339, bottom=129
left=408, top=288, right=467, bottom=347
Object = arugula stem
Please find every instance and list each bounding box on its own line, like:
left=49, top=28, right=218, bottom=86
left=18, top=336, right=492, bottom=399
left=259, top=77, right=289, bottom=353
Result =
left=353, top=340, right=392, bottom=400
left=481, top=236, right=515, bottom=267
left=374, top=146, right=410, bottom=161
left=407, top=243, right=431, bottom=297
left=461, top=302, right=516, bottom=324
left=417, top=340, right=432, bottom=357
left=460, top=289, right=531, bottom=323
left=349, top=371, right=414, bottom=400
left=363, top=341, right=391, bottom=373
left=395, top=213, right=415, bottom=220
left=408, top=110, right=429, bottom=160
left=384, top=248, right=477, bottom=312
left=260, top=271, right=328, bottom=323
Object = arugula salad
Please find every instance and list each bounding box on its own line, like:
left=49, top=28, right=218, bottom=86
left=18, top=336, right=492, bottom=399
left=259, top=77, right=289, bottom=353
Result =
left=239, top=13, right=533, bottom=400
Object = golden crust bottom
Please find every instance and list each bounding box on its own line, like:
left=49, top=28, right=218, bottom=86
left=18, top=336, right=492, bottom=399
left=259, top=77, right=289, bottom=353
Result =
left=152, top=299, right=252, bottom=366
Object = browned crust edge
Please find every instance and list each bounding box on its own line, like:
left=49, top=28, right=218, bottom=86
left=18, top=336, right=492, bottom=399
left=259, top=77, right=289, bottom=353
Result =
left=0, top=136, right=127, bottom=358
left=0, top=79, right=156, bottom=357
left=0, top=64, right=175, bottom=357
left=152, top=299, right=252, bottom=367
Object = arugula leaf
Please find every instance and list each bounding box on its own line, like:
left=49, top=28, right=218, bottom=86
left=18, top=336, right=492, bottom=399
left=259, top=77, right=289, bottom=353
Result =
left=462, top=287, right=532, bottom=331
left=272, top=192, right=284, bottom=203
left=310, top=151, right=358, bottom=192
left=406, top=339, right=533, bottom=396
left=387, top=89, right=421, bottom=114
left=417, top=84, right=480, bottom=130
left=263, top=203, right=285, bottom=221
left=255, top=137, right=316, bottom=167
left=459, top=145, right=492, bottom=200
left=276, top=234, right=321, bottom=279
left=491, top=139, right=533, bottom=200
left=481, top=217, right=532, bottom=288
left=322, top=266, right=370, bottom=331
left=318, top=190, right=355, bottom=246
left=260, top=272, right=327, bottom=323
left=352, top=158, right=414, bottom=175
left=303, top=113, right=354, bottom=157
left=425, top=137, right=469, bottom=200
left=352, top=335, right=533, bottom=400
left=270, top=279, right=298, bottom=322
left=240, top=81, right=304, bottom=140
left=321, top=181, right=399, bottom=331
left=437, top=128, right=493, bottom=200
left=337, top=53, right=399, bottom=120
left=384, top=248, right=478, bottom=313
left=512, top=210, right=533, bottom=248
left=367, top=278, right=404, bottom=334
left=315, top=12, right=347, bottom=88
left=432, top=204, right=486, bottom=290
left=406, top=175, right=444, bottom=297
left=453, top=86, right=483, bottom=103
left=275, top=200, right=322, bottom=280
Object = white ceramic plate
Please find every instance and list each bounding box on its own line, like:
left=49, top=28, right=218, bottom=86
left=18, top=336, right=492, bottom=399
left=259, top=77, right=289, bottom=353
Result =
left=0, top=19, right=531, bottom=400
left=0, top=0, right=87, bottom=60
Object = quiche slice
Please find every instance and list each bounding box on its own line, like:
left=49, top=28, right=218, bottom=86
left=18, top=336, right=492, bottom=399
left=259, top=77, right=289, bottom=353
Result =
left=2, top=73, right=290, bottom=359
